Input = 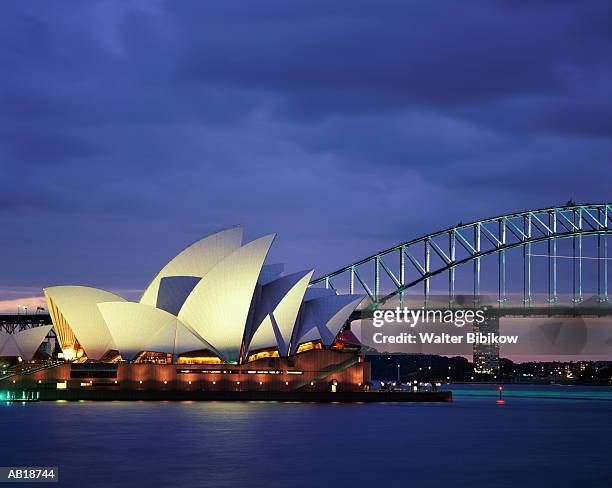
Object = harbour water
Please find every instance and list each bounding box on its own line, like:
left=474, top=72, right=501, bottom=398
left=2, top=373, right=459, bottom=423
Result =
left=1, top=385, right=611, bottom=487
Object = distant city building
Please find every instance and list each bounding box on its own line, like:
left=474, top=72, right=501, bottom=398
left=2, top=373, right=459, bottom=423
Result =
left=472, top=316, right=500, bottom=374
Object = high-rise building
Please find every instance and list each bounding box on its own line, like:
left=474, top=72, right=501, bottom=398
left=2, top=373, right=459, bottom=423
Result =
left=472, top=316, right=500, bottom=374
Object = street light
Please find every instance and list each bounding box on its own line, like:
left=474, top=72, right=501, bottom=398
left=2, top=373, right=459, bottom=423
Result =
left=397, top=364, right=400, bottom=383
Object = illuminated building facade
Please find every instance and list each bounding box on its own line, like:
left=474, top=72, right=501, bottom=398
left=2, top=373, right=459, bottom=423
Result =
left=30, top=227, right=368, bottom=392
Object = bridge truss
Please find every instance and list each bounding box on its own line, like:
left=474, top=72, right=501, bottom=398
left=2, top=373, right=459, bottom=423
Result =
left=310, top=203, right=612, bottom=309
left=0, top=314, right=53, bottom=334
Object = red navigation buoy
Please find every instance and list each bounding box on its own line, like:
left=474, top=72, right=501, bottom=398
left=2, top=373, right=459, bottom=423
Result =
left=496, top=385, right=505, bottom=404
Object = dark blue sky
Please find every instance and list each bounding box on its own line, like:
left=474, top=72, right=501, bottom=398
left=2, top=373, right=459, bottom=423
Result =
left=1, top=1, right=611, bottom=305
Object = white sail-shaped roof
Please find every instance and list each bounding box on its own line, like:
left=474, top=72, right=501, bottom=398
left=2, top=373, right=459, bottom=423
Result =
left=140, top=226, right=243, bottom=308
left=316, top=296, right=364, bottom=343
left=40, top=227, right=365, bottom=364
left=297, top=323, right=323, bottom=345
left=98, top=302, right=215, bottom=360
left=44, top=286, right=126, bottom=359
left=175, top=322, right=211, bottom=354
left=303, top=287, right=337, bottom=301
left=247, top=270, right=313, bottom=355
left=247, top=315, right=281, bottom=354
left=178, top=234, right=276, bottom=361
left=143, top=321, right=177, bottom=355
left=142, top=320, right=209, bottom=356
left=0, top=332, right=10, bottom=353
left=0, top=333, right=21, bottom=357
left=290, top=305, right=324, bottom=354
left=292, top=304, right=316, bottom=344
left=291, top=295, right=363, bottom=351
left=240, top=264, right=285, bottom=355
left=0, top=327, right=52, bottom=360
left=269, top=270, right=313, bottom=353
left=12, top=326, right=53, bottom=360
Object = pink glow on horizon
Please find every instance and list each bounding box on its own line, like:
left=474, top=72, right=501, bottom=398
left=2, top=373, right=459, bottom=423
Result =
left=0, top=295, right=47, bottom=314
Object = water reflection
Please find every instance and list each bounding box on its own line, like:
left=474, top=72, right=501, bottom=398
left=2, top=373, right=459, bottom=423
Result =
left=1, top=389, right=611, bottom=487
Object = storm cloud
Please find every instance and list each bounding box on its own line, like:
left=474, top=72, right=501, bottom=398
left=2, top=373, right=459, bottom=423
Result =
left=0, top=0, right=610, bottom=301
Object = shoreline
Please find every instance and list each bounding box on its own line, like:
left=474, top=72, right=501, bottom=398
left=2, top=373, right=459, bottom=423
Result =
left=3, top=389, right=452, bottom=403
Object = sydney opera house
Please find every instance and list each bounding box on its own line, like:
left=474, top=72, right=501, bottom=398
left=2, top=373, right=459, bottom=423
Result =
left=3, top=227, right=370, bottom=395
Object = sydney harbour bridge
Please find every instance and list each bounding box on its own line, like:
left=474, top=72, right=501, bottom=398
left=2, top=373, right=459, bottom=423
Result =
left=2, top=203, right=612, bottom=337
left=310, top=202, right=612, bottom=320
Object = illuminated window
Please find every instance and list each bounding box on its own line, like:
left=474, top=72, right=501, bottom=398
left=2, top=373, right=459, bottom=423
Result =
left=134, top=351, right=172, bottom=364
left=247, top=349, right=280, bottom=362
left=177, top=349, right=222, bottom=365
left=178, top=369, right=242, bottom=375
left=177, top=356, right=222, bottom=365
left=247, top=370, right=281, bottom=374
left=296, top=341, right=323, bottom=354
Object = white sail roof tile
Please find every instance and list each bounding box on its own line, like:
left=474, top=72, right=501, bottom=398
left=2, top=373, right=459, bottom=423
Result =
left=178, top=234, right=275, bottom=361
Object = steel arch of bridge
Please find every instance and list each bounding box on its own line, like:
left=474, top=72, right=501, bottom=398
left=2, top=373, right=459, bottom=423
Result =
left=310, top=203, right=612, bottom=308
